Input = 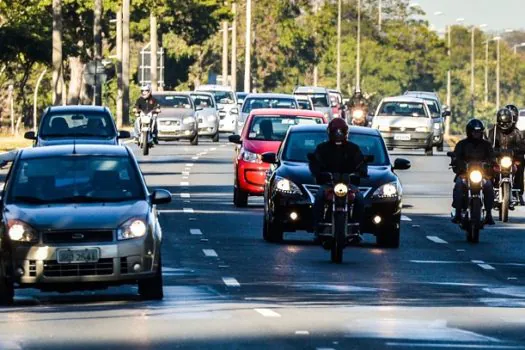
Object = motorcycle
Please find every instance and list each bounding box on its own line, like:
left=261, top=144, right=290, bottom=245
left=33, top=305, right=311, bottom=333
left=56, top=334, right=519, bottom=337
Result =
left=317, top=172, right=361, bottom=263
left=493, top=149, right=519, bottom=222
left=135, top=108, right=160, bottom=156
left=448, top=152, right=488, bottom=243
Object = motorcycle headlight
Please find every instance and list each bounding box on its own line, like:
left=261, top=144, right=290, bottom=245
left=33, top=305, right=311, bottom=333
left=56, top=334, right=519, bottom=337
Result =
left=231, top=108, right=239, bottom=115
left=433, top=123, right=441, bottom=130
left=275, top=176, right=302, bottom=195
left=183, top=117, right=196, bottom=124
left=416, top=127, right=429, bottom=132
left=117, top=218, right=147, bottom=240
left=242, top=149, right=260, bottom=163
left=500, top=156, right=512, bottom=169
left=469, top=170, right=483, bottom=184
left=334, top=183, right=348, bottom=197
left=352, top=110, right=364, bottom=119
left=7, top=220, right=38, bottom=243
left=324, top=112, right=330, bottom=119
left=372, top=182, right=399, bottom=198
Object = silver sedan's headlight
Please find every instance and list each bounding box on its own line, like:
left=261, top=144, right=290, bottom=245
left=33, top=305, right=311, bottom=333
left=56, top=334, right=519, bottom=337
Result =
left=274, top=176, right=302, bottom=195
left=8, top=220, right=38, bottom=242
left=183, top=117, right=196, bottom=124
left=372, top=182, right=400, bottom=198
left=117, top=218, right=147, bottom=240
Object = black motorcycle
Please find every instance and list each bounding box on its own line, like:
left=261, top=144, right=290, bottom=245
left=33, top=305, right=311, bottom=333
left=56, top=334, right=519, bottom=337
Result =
left=494, top=149, right=518, bottom=222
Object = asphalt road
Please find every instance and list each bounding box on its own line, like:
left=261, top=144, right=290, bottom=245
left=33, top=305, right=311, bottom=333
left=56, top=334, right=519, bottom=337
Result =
left=2, top=137, right=525, bottom=349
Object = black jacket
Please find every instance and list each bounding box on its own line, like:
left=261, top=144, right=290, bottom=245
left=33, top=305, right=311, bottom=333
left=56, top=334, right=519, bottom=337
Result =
left=309, top=141, right=366, bottom=184
left=134, top=96, right=159, bottom=114
left=452, top=138, right=495, bottom=175
left=486, top=126, right=525, bottom=156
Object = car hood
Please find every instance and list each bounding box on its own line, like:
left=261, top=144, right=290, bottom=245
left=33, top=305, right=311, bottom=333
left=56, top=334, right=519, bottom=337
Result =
left=38, top=137, right=117, bottom=146
left=243, top=139, right=282, bottom=155
left=158, top=108, right=195, bottom=119
left=218, top=103, right=237, bottom=113
left=313, top=106, right=332, bottom=116
left=3, top=201, right=149, bottom=230
left=373, top=115, right=431, bottom=129
left=275, top=162, right=398, bottom=196
left=195, top=108, right=217, bottom=118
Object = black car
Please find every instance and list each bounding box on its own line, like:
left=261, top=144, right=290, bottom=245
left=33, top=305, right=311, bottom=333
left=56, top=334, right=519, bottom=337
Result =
left=24, top=105, right=130, bottom=146
left=262, top=125, right=411, bottom=247
left=0, top=145, right=171, bottom=304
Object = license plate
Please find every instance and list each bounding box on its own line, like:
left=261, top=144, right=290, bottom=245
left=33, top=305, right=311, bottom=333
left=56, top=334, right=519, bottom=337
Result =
left=160, top=125, right=180, bottom=132
left=57, top=248, right=100, bottom=264
left=394, top=134, right=411, bottom=141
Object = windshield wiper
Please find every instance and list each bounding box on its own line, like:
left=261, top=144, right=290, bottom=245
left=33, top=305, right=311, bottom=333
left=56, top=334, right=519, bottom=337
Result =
left=13, top=196, right=49, bottom=204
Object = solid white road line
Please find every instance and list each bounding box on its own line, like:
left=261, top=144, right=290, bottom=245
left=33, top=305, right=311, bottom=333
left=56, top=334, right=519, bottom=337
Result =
left=183, top=208, right=194, bottom=213
left=222, top=277, right=240, bottom=287
left=426, top=236, right=448, bottom=244
left=203, top=249, right=218, bottom=257
left=401, top=215, right=412, bottom=221
left=190, top=229, right=202, bottom=235
left=254, top=308, right=281, bottom=318
left=478, top=264, right=496, bottom=270
left=181, top=193, right=191, bottom=198
left=180, top=182, right=190, bottom=186
left=295, top=330, right=310, bottom=335
left=386, top=343, right=522, bottom=349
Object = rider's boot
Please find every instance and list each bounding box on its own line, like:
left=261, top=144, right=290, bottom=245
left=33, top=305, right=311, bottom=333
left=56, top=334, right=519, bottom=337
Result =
left=484, top=211, right=495, bottom=225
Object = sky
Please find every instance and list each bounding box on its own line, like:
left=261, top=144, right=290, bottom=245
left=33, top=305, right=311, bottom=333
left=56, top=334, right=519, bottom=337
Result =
left=414, top=0, right=524, bottom=33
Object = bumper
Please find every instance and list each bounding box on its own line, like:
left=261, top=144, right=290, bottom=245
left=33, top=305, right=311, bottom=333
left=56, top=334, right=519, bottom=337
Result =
left=219, top=115, right=237, bottom=132
left=198, top=120, right=219, bottom=136
left=237, top=161, right=269, bottom=195
left=382, top=132, right=433, bottom=149
left=158, top=123, right=197, bottom=140
left=11, top=238, right=159, bottom=287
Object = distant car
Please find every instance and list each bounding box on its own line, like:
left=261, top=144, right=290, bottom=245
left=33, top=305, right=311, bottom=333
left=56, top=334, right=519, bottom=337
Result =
left=238, top=93, right=299, bottom=134
left=24, top=105, right=130, bottom=146
left=236, top=92, right=248, bottom=106
left=154, top=92, right=200, bottom=145
left=190, top=92, right=220, bottom=142
left=517, top=109, right=525, bottom=132
left=195, top=85, right=239, bottom=133
left=0, top=144, right=172, bottom=304
left=228, top=109, right=326, bottom=207
left=404, top=91, right=450, bottom=151
left=328, top=89, right=344, bottom=119
left=293, top=86, right=334, bottom=121
left=295, top=95, right=314, bottom=110
left=372, top=96, right=436, bottom=156
left=261, top=125, right=411, bottom=247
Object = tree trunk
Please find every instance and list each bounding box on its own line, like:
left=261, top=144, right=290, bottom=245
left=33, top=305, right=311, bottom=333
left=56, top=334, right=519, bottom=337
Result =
left=52, top=0, right=64, bottom=105
left=93, top=0, right=103, bottom=105
left=116, top=8, right=123, bottom=127
left=150, top=14, right=158, bottom=91
left=67, top=57, right=85, bottom=105
left=122, top=0, right=130, bottom=125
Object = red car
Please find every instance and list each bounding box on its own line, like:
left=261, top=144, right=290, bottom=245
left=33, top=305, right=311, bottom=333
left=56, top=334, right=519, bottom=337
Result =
left=228, top=109, right=327, bottom=207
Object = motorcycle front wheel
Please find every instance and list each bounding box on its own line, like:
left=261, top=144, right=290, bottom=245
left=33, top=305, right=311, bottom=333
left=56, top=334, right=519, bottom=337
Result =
left=142, top=130, right=150, bottom=156
left=331, top=211, right=346, bottom=263
left=500, top=182, right=510, bottom=222
left=467, top=197, right=481, bottom=243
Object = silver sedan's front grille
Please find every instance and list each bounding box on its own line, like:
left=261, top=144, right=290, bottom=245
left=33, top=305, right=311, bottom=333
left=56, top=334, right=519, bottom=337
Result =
left=303, top=184, right=372, bottom=203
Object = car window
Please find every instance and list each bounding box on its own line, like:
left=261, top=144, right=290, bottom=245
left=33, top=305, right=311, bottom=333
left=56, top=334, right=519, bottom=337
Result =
left=242, top=98, right=298, bottom=114
left=190, top=94, right=215, bottom=108
left=282, top=131, right=388, bottom=166
left=40, top=111, right=116, bottom=138
left=295, top=93, right=329, bottom=108
left=297, top=100, right=312, bottom=110
left=156, top=95, right=192, bottom=109
left=7, top=156, right=145, bottom=204
left=424, top=99, right=440, bottom=116
left=202, top=90, right=235, bottom=104
left=519, top=110, right=525, bottom=117
left=247, top=116, right=323, bottom=141
left=377, top=102, right=428, bottom=117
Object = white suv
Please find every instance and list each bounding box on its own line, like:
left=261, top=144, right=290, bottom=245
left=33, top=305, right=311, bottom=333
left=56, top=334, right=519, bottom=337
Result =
left=195, top=85, right=239, bottom=133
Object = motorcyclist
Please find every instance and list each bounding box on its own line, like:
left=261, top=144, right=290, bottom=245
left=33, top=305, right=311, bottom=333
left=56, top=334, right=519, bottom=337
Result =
left=133, top=84, right=160, bottom=144
left=309, top=118, right=366, bottom=236
left=489, top=106, right=525, bottom=205
left=347, top=89, right=369, bottom=125
left=451, top=119, right=495, bottom=225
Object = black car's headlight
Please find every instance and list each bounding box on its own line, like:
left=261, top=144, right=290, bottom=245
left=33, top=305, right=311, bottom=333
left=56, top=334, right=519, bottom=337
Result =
left=117, top=218, right=147, bottom=240
left=7, top=220, right=38, bottom=243
left=274, top=176, right=302, bottom=195
left=372, top=182, right=400, bottom=199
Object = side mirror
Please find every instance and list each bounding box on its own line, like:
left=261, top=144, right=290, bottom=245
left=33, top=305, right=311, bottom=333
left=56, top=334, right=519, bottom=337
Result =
left=196, top=106, right=203, bottom=111
left=118, top=130, right=131, bottom=139
left=228, top=134, right=242, bottom=144
left=393, top=158, right=411, bottom=170
left=24, top=131, right=36, bottom=140
left=151, top=189, right=172, bottom=205
left=261, top=152, right=278, bottom=164
left=442, top=110, right=451, bottom=118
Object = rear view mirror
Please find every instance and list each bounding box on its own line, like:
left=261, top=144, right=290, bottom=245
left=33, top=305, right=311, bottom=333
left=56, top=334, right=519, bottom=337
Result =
left=228, top=134, right=242, bottom=144
left=24, top=131, right=36, bottom=140
left=118, top=130, right=131, bottom=139
left=151, top=189, right=172, bottom=205
left=261, top=152, right=278, bottom=164
left=393, top=158, right=411, bottom=170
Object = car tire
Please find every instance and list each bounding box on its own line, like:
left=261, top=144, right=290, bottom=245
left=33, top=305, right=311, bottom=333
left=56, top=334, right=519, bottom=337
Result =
left=425, top=147, right=433, bottom=156
left=376, top=221, right=400, bottom=248
left=190, top=134, right=199, bottom=146
left=233, top=186, right=248, bottom=207
left=263, top=214, right=283, bottom=243
left=138, top=254, right=164, bottom=301
left=437, top=141, right=444, bottom=152
left=212, top=132, right=220, bottom=142
left=0, top=261, right=14, bottom=306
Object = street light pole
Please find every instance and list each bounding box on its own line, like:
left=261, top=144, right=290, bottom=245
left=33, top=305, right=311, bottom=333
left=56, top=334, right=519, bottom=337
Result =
left=445, top=25, right=451, bottom=137
left=470, top=26, right=475, bottom=115
left=378, top=0, right=382, bottom=31
left=336, top=0, right=341, bottom=90
left=222, top=20, right=229, bottom=86
left=231, top=2, right=237, bottom=91
left=244, top=0, right=251, bottom=93
left=485, top=39, right=489, bottom=105
left=356, top=0, right=361, bottom=91
left=497, top=37, right=501, bottom=109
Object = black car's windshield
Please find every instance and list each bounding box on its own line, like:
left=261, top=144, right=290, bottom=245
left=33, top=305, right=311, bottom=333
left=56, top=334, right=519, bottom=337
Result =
left=40, top=111, right=116, bottom=138
left=7, top=155, right=145, bottom=204
left=242, top=98, right=298, bottom=114
left=203, top=91, right=235, bottom=104
left=155, top=95, right=192, bottom=109
left=295, top=93, right=329, bottom=107
left=377, top=101, right=428, bottom=118
left=190, top=94, right=215, bottom=108
left=247, top=116, right=324, bottom=141
left=282, top=131, right=389, bottom=166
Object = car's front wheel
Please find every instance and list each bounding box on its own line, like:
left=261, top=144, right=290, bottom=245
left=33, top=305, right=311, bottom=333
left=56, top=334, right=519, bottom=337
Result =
left=425, top=147, right=433, bottom=156
left=0, top=260, right=14, bottom=306
left=212, top=132, right=220, bottom=142
left=376, top=221, right=400, bottom=248
left=190, top=133, right=199, bottom=146
left=437, top=140, right=444, bottom=152
left=263, top=214, right=283, bottom=243
left=138, top=254, right=163, bottom=301
left=233, top=185, right=248, bottom=207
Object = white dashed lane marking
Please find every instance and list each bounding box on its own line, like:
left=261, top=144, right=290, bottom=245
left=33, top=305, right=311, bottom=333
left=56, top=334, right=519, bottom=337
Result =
left=401, top=215, right=412, bottom=221
left=222, top=277, right=240, bottom=287
left=254, top=309, right=281, bottom=318
left=180, top=182, right=190, bottom=186
left=426, top=236, right=448, bottom=244
left=180, top=193, right=191, bottom=198
left=185, top=163, right=194, bottom=167
left=183, top=208, right=194, bottom=213
left=478, top=264, right=496, bottom=270
left=192, top=156, right=199, bottom=160
left=295, top=330, right=310, bottom=335
left=182, top=171, right=190, bottom=176
left=203, top=249, right=218, bottom=257
left=190, top=229, right=202, bottom=235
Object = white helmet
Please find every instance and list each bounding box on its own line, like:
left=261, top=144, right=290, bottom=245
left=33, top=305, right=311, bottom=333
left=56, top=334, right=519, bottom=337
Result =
left=140, top=83, right=151, bottom=92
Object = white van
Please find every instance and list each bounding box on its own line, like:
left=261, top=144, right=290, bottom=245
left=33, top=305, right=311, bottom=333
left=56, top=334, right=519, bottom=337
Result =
left=195, top=84, right=239, bottom=133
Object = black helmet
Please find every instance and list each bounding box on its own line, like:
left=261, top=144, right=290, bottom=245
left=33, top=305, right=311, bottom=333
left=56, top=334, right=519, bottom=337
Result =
left=327, top=118, right=349, bottom=145
left=497, top=108, right=513, bottom=131
left=466, top=118, right=485, bottom=139
left=504, top=104, right=519, bottom=124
